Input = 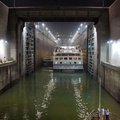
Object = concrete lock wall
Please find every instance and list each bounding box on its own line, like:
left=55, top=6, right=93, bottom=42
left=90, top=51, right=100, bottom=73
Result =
left=109, top=0, right=120, bottom=66
left=0, top=2, right=19, bottom=92
left=0, top=63, right=18, bottom=92
left=99, top=0, right=120, bottom=103
left=0, top=2, right=9, bottom=60
left=35, top=30, right=56, bottom=69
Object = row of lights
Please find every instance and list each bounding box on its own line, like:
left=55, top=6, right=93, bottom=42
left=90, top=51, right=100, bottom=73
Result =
left=0, top=39, right=8, bottom=43
left=107, top=40, right=113, bottom=44
left=71, top=23, right=88, bottom=43
left=35, top=23, right=57, bottom=43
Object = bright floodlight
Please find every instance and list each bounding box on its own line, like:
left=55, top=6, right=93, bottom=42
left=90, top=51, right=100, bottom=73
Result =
left=0, top=39, right=4, bottom=42
left=110, top=40, right=113, bottom=43
left=35, top=25, right=38, bottom=28
left=46, top=27, right=48, bottom=31
left=42, top=23, right=45, bottom=26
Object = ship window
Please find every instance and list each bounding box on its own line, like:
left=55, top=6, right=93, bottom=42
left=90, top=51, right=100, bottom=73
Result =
left=64, top=57, right=67, bottom=60
left=59, top=57, right=63, bottom=60
left=78, top=57, right=81, bottom=60
left=73, top=57, right=77, bottom=60
left=55, top=58, right=58, bottom=60
left=69, top=57, right=72, bottom=60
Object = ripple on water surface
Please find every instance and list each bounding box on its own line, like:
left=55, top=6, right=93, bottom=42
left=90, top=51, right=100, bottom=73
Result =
left=0, top=68, right=120, bottom=120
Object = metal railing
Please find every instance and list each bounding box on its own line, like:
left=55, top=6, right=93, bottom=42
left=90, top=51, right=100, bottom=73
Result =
left=85, top=109, right=99, bottom=120
left=85, top=109, right=120, bottom=120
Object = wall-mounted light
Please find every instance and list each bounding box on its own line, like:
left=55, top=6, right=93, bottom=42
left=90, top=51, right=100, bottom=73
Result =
left=85, top=25, right=88, bottom=28
left=110, top=40, right=113, bottom=43
left=35, top=25, right=38, bottom=28
left=46, top=27, right=48, bottom=31
left=80, top=23, right=83, bottom=27
left=0, top=39, right=4, bottom=42
left=42, top=23, right=45, bottom=27
left=0, top=39, right=8, bottom=56
left=107, top=40, right=113, bottom=44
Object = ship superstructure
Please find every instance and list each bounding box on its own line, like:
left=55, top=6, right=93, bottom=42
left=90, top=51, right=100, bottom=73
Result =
left=53, top=46, right=84, bottom=71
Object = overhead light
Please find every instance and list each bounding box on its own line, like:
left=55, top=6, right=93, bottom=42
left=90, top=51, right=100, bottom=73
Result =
left=35, top=25, right=38, bottom=28
left=85, top=25, right=87, bottom=28
left=0, top=39, right=4, bottom=42
left=80, top=23, right=83, bottom=27
left=42, top=23, right=45, bottom=26
left=110, top=40, right=113, bottom=43
left=46, top=27, right=48, bottom=31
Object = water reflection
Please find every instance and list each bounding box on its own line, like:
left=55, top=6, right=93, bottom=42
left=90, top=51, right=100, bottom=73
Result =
left=53, top=72, right=90, bottom=119
left=0, top=68, right=120, bottom=120
left=72, top=77, right=89, bottom=119
left=34, top=71, right=56, bottom=119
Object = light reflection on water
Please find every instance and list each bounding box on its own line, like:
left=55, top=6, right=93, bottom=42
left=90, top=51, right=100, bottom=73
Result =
left=0, top=68, right=120, bottom=120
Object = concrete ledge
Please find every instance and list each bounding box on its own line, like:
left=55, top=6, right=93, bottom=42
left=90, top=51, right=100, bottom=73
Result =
left=101, top=61, right=120, bottom=71
left=0, top=61, right=16, bottom=68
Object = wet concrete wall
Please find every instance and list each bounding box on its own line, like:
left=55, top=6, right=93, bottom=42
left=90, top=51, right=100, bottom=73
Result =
left=99, top=0, right=120, bottom=103
left=109, top=0, right=120, bottom=66
left=0, top=2, right=19, bottom=92
left=35, top=30, right=56, bottom=70
left=0, top=1, right=8, bottom=39
left=0, top=62, right=18, bottom=92
left=100, top=62, right=120, bottom=102
left=0, top=2, right=10, bottom=60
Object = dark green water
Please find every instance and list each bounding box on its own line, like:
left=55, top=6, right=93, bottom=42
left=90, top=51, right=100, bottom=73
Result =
left=0, top=67, right=120, bottom=120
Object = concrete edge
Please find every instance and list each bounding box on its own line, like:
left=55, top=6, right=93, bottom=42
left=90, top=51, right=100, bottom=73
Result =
left=0, top=1, right=9, bottom=8
left=109, top=0, right=118, bottom=9
left=101, top=61, right=120, bottom=71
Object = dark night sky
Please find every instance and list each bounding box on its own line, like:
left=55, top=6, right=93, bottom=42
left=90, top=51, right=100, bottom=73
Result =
left=1, top=0, right=116, bottom=7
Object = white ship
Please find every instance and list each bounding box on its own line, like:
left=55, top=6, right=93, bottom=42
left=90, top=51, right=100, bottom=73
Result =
left=53, top=46, right=84, bottom=71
